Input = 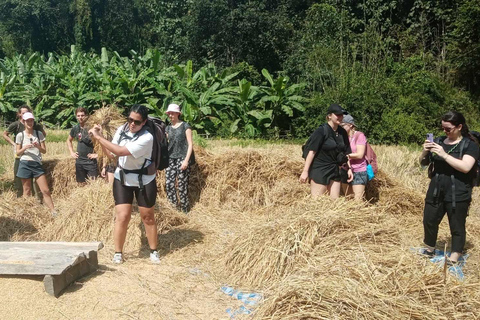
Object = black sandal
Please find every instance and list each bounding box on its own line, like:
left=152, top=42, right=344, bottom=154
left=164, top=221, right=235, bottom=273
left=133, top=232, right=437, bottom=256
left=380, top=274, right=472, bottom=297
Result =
left=419, top=248, right=435, bottom=257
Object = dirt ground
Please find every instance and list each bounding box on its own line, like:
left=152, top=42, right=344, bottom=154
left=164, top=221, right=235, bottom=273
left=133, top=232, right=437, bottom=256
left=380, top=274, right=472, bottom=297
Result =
left=0, top=214, right=252, bottom=320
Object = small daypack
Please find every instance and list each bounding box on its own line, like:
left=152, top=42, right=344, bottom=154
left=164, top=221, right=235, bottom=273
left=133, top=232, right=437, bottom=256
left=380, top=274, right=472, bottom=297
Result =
left=467, top=131, right=480, bottom=186
left=117, top=116, right=169, bottom=189
left=365, top=142, right=378, bottom=174
left=302, top=124, right=328, bottom=159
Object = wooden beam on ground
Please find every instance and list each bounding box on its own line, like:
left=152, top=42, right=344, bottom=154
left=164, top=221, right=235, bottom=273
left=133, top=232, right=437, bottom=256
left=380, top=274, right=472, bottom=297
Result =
left=0, top=242, right=103, bottom=297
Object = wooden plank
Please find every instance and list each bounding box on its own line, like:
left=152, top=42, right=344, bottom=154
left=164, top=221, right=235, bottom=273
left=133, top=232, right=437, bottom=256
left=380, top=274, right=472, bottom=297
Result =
left=43, top=250, right=99, bottom=297
left=0, top=242, right=103, bottom=275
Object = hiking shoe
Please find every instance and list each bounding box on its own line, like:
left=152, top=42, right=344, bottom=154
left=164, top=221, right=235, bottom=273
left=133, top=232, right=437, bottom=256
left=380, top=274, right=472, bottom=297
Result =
left=112, top=253, right=124, bottom=264
left=418, top=248, right=435, bottom=257
left=150, top=250, right=161, bottom=264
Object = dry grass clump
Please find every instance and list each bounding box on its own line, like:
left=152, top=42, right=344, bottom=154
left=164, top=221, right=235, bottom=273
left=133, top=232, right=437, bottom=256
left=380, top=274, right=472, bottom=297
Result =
left=255, top=256, right=480, bottom=319
left=32, top=179, right=189, bottom=255
left=85, top=105, right=126, bottom=141
left=374, top=144, right=428, bottom=190
left=363, top=169, right=425, bottom=215
left=42, top=157, right=77, bottom=196
left=196, top=150, right=304, bottom=209
left=85, top=106, right=125, bottom=167
left=0, top=191, right=53, bottom=241
left=221, top=198, right=391, bottom=289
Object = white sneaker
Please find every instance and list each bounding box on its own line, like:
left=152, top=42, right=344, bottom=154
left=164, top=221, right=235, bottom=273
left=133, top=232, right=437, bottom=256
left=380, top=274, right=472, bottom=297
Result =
left=112, top=253, right=124, bottom=264
left=150, top=250, right=161, bottom=264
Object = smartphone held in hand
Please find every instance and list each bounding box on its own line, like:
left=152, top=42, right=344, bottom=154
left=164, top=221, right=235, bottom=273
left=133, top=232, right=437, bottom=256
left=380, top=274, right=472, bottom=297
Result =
left=427, top=133, right=434, bottom=143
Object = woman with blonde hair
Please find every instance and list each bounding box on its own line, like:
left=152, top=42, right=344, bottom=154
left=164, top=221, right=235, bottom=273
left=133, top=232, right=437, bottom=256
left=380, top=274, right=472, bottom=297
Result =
left=299, top=104, right=352, bottom=199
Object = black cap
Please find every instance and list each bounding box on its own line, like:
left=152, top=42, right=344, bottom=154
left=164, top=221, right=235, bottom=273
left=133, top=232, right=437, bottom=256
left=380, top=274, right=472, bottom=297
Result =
left=327, top=104, right=344, bottom=115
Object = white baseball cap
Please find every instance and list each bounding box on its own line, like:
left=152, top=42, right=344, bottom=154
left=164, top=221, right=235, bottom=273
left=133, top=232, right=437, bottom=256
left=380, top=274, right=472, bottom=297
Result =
left=22, top=112, right=35, bottom=121
left=166, top=103, right=181, bottom=114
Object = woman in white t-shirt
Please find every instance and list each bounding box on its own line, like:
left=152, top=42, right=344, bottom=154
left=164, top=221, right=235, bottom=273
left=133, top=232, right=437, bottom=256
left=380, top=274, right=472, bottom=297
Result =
left=89, top=105, right=160, bottom=265
left=15, top=112, right=56, bottom=215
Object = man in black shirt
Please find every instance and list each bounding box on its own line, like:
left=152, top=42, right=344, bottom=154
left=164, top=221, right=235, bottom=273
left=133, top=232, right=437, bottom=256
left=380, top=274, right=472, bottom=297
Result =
left=66, top=107, right=98, bottom=183
left=2, top=105, right=46, bottom=197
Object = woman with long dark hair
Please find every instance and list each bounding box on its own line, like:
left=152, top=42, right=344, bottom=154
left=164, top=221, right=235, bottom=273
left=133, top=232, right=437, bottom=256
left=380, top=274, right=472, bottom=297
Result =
left=419, top=111, right=479, bottom=264
left=89, top=105, right=160, bottom=264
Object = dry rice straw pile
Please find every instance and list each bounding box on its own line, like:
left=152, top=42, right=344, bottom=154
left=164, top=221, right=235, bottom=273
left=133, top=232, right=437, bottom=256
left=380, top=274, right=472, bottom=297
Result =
left=34, top=179, right=188, bottom=255
left=255, top=259, right=480, bottom=319
left=0, top=191, right=53, bottom=241
left=85, top=105, right=126, bottom=165
left=221, top=198, right=390, bottom=289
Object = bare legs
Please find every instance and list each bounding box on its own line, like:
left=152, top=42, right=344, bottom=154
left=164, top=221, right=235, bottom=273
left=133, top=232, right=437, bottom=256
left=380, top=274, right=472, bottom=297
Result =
left=21, top=175, right=55, bottom=212
left=114, top=204, right=157, bottom=253
left=310, top=180, right=342, bottom=199
left=342, top=183, right=365, bottom=201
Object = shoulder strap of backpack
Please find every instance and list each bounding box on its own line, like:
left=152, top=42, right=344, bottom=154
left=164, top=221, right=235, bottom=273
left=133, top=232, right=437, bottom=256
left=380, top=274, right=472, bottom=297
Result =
left=19, top=131, right=24, bottom=148
left=117, top=123, right=130, bottom=144
left=459, top=138, right=468, bottom=159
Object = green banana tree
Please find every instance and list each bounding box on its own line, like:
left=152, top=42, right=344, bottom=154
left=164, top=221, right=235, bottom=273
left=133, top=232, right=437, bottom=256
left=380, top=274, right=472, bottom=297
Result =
left=228, top=79, right=271, bottom=137
left=259, top=69, right=308, bottom=131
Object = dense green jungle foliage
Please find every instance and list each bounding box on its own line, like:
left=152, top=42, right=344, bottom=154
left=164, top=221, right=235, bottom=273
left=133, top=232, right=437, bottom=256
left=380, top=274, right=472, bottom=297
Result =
left=1, top=0, right=480, bottom=144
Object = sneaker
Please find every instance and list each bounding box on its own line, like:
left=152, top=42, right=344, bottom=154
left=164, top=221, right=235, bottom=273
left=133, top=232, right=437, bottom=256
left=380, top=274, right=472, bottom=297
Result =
left=150, top=250, right=161, bottom=264
left=112, top=253, right=124, bottom=264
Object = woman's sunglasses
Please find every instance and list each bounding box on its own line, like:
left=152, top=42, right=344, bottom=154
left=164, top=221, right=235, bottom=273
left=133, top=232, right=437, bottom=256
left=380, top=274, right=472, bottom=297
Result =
left=127, top=117, right=143, bottom=126
left=442, top=126, right=456, bottom=133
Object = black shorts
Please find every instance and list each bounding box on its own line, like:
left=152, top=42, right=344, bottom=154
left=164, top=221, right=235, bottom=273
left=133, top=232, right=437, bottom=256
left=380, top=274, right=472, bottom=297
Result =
left=75, top=161, right=99, bottom=183
left=113, top=178, right=157, bottom=208
left=105, top=164, right=116, bottom=173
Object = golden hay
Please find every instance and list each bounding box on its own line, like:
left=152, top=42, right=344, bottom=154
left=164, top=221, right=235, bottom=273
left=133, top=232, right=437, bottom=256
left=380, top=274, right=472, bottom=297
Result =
left=254, top=258, right=480, bottom=319
left=0, top=191, right=53, bottom=241
left=85, top=105, right=126, bottom=140
left=85, top=105, right=125, bottom=166
left=26, top=179, right=189, bottom=255
left=220, top=198, right=392, bottom=289
left=42, top=157, right=77, bottom=196
left=2, top=142, right=480, bottom=320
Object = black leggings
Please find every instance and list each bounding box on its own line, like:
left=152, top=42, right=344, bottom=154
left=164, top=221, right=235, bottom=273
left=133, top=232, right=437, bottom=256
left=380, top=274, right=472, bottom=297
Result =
left=423, top=200, right=470, bottom=253
left=113, top=178, right=157, bottom=208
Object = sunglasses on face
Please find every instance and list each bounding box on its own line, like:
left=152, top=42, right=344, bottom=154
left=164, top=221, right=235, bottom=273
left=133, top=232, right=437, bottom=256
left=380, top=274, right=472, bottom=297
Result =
left=127, top=117, right=143, bottom=126
left=442, top=126, right=456, bottom=133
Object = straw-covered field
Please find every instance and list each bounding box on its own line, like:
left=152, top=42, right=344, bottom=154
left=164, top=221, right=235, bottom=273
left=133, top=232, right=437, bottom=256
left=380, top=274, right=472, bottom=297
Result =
left=1, top=134, right=480, bottom=319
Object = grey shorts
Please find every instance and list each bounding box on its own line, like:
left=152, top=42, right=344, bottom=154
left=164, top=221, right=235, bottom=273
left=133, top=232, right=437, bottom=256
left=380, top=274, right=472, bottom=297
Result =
left=16, top=160, right=45, bottom=179
left=352, top=171, right=368, bottom=185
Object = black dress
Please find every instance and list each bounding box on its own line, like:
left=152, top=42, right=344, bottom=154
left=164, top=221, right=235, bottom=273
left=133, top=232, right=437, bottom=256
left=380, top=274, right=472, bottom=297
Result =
left=306, top=124, right=351, bottom=185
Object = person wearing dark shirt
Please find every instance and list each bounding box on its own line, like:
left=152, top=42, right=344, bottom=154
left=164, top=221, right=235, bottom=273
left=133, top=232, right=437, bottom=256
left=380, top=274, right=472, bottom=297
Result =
left=299, top=104, right=352, bottom=199
left=419, top=111, right=480, bottom=264
left=67, top=107, right=98, bottom=183
left=165, top=103, right=194, bottom=213
left=2, top=105, right=46, bottom=197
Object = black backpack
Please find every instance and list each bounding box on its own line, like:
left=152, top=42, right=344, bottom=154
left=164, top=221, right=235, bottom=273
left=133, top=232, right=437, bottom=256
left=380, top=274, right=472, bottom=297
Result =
left=302, top=124, right=328, bottom=159
left=469, top=131, right=480, bottom=186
